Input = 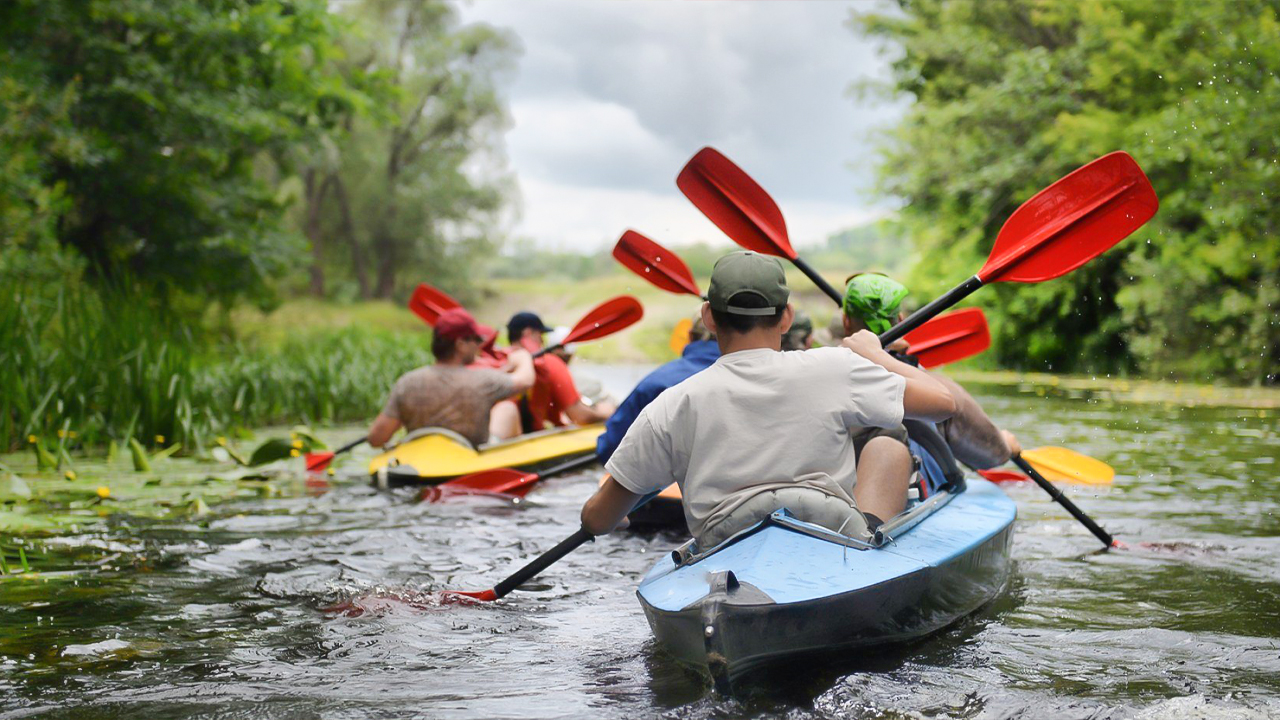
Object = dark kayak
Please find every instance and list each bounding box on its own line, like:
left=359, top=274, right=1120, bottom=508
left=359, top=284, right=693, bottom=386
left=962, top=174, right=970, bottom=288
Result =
left=635, top=477, right=1016, bottom=692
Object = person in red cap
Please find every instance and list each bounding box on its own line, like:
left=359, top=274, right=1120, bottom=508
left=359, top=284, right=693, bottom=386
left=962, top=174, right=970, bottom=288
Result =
left=366, top=308, right=535, bottom=449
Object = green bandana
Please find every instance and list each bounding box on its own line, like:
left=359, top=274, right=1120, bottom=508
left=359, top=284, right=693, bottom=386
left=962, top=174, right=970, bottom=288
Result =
left=842, top=274, right=908, bottom=335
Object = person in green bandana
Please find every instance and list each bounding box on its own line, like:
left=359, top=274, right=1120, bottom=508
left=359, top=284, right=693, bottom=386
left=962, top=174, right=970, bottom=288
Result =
left=839, top=273, right=1020, bottom=484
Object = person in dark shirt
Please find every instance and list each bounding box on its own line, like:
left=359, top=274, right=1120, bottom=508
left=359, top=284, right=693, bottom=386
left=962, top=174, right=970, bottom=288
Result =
left=596, top=317, right=719, bottom=462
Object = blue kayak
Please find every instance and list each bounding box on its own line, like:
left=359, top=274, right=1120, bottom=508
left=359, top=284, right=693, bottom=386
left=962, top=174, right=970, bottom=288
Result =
left=636, top=477, right=1017, bottom=691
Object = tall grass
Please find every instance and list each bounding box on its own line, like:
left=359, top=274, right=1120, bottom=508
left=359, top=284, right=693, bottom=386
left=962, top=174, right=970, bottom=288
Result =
left=1, top=283, right=430, bottom=453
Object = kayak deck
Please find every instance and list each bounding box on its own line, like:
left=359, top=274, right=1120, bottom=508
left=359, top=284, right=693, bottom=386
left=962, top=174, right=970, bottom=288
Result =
left=636, top=477, right=1016, bottom=690
left=369, top=424, right=602, bottom=487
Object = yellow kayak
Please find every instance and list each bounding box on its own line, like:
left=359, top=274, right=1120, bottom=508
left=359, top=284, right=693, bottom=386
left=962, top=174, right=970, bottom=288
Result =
left=370, top=424, right=603, bottom=488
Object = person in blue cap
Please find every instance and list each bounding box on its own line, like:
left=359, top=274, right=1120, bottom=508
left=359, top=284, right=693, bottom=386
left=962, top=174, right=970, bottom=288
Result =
left=492, top=310, right=614, bottom=439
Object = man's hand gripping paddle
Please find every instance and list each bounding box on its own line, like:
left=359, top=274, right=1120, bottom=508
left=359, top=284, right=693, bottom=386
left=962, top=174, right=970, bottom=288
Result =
left=679, top=147, right=1157, bottom=549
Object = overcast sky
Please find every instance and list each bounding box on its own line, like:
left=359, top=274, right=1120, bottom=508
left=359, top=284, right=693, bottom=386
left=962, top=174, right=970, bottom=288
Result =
left=457, top=0, right=906, bottom=253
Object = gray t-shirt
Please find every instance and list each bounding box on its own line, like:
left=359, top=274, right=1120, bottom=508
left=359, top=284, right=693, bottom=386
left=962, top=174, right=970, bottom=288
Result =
left=605, top=346, right=905, bottom=540
left=381, top=365, right=516, bottom=447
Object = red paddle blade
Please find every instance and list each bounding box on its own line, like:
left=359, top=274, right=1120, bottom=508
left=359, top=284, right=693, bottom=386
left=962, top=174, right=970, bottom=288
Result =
left=904, top=307, right=991, bottom=369
left=978, top=469, right=1031, bottom=484
left=614, top=230, right=702, bottom=297
left=305, top=452, right=335, bottom=472
left=408, top=283, right=462, bottom=326
left=562, top=296, right=644, bottom=345
left=437, top=468, right=540, bottom=498
left=677, top=147, right=797, bottom=260
left=441, top=589, right=498, bottom=602
left=979, top=152, right=1158, bottom=284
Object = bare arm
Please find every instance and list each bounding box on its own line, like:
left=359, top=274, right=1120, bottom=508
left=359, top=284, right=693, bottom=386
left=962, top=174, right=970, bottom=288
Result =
left=932, top=374, right=1017, bottom=469
left=505, top=349, right=535, bottom=395
left=842, top=331, right=956, bottom=423
left=581, top=476, right=641, bottom=535
left=367, top=413, right=402, bottom=448
left=564, top=398, right=616, bottom=426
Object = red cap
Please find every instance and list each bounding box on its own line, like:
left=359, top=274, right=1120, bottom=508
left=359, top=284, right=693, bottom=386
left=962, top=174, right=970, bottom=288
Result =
left=435, top=308, right=484, bottom=341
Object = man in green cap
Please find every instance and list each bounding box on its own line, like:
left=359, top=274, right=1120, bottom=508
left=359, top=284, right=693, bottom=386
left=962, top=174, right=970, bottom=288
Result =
left=840, top=273, right=1021, bottom=480
left=579, top=251, right=957, bottom=546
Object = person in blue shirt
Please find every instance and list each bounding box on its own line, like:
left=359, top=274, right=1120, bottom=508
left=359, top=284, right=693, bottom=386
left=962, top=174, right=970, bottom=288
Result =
left=596, top=318, right=720, bottom=462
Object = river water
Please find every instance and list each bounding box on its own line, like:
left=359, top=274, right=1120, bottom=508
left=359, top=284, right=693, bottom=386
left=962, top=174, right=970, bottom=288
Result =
left=2, top=365, right=1278, bottom=719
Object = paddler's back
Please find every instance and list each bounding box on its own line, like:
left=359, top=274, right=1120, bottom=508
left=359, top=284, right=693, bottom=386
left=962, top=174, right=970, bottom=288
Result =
left=606, top=346, right=905, bottom=539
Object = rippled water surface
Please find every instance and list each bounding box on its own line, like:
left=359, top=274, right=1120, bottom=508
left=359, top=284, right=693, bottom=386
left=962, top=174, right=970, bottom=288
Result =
left=2, top=366, right=1278, bottom=719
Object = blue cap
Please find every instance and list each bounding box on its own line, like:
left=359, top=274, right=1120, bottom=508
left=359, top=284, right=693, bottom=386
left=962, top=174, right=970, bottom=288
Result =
left=507, top=311, right=553, bottom=343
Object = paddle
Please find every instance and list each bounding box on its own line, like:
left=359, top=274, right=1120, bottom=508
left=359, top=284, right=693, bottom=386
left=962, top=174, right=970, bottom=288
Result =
left=677, top=148, right=843, bottom=304
left=977, top=446, right=1115, bottom=486
left=616, top=230, right=991, bottom=368
left=426, top=453, right=600, bottom=501
left=1021, top=446, right=1115, bottom=485
left=682, top=147, right=1155, bottom=549
left=669, top=318, right=694, bottom=356
left=408, top=283, right=501, bottom=356
left=408, top=283, right=462, bottom=326
left=1014, top=454, right=1117, bottom=548
left=613, top=230, right=705, bottom=299
left=902, top=307, right=990, bottom=369
left=678, top=148, right=1158, bottom=346
left=531, top=295, right=643, bottom=359
left=446, top=490, right=659, bottom=602
left=304, top=436, right=366, bottom=473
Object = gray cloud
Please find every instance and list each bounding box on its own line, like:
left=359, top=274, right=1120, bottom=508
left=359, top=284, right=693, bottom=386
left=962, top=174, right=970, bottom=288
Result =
left=458, top=0, right=905, bottom=249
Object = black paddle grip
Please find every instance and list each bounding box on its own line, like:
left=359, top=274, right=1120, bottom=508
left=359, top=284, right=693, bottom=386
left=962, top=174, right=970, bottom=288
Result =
left=1013, top=455, right=1115, bottom=548
left=879, top=275, right=984, bottom=346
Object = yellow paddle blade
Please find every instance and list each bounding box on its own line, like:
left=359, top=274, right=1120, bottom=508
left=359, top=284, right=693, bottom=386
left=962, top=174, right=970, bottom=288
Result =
left=669, top=317, right=693, bottom=357
left=1021, top=446, right=1115, bottom=485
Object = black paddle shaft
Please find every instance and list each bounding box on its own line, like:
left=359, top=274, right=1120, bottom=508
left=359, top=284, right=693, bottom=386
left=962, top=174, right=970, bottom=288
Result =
left=334, top=437, right=367, bottom=455
left=879, top=275, right=985, bottom=346
left=1013, top=454, right=1115, bottom=548
left=536, top=452, right=602, bottom=478
left=494, top=528, right=594, bottom=598
left=792, top=256, right=844, bottom=307
left=489, top=490, right=660, bottom=599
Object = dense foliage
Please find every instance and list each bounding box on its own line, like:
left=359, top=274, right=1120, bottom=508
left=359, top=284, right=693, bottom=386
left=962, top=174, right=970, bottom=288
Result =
left=857, top=0, right=1279, bottom=383
left=0, top=283, right=432, bottom=453
left=0, top=0, right=360, bottom=305
left=293, top=0, right=515, bottom=302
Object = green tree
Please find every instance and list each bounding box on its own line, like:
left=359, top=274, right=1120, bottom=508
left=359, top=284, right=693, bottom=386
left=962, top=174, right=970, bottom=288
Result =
left=0, top=0, right=358, bottom=305
left=297, top=0, right=516, bottom=301
left=857, top=0, right=1279, bottom=383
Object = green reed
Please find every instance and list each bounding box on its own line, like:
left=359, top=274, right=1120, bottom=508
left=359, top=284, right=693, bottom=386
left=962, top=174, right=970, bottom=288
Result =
left=1, top=283, right=431, bottom=454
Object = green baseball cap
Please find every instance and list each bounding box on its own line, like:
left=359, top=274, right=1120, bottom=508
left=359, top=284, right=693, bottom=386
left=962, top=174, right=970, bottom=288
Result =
left=842, top=273, right=908, bottom=335
left=708, top=251, right=790, bottom=316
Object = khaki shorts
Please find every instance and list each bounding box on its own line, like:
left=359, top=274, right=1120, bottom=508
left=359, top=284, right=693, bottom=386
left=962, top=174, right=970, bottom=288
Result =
left=850, top=423, right=909, bottom=457
left=698, top=486, right=871, bottom=548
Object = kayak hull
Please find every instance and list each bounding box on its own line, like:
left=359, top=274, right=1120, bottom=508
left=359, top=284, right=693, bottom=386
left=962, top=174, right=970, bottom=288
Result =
left=636, top=478, right=1016, bottom=691
left=369, top=424, right=602, bottom=487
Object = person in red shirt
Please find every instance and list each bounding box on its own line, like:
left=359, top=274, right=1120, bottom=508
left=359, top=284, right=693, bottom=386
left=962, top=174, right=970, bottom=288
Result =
left=490, top=311, right=615, bottom=439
